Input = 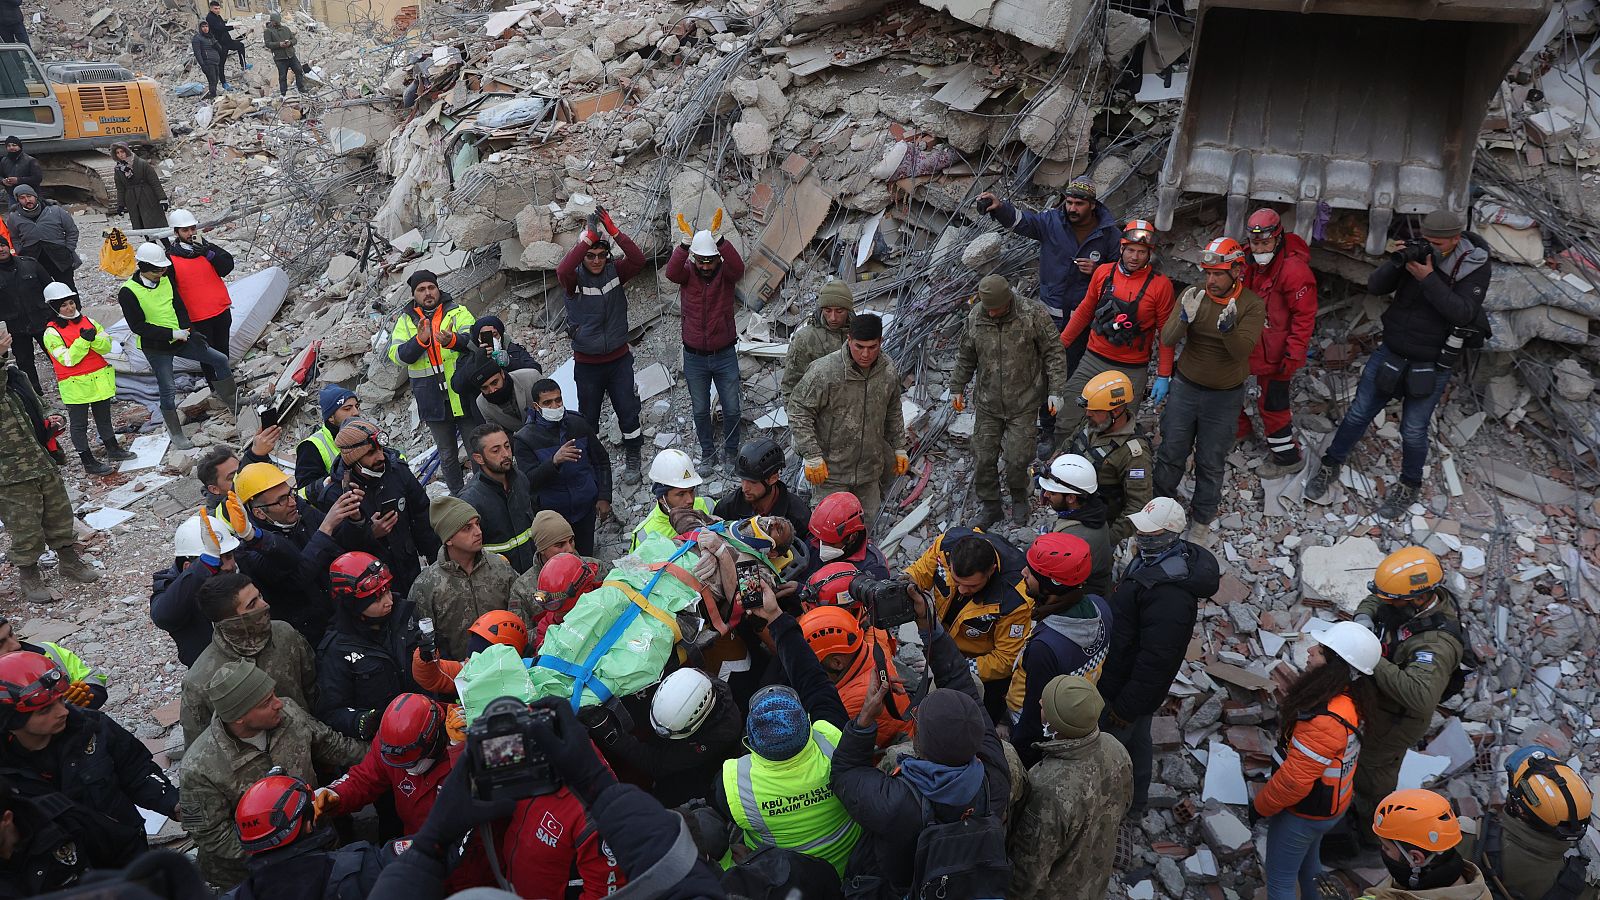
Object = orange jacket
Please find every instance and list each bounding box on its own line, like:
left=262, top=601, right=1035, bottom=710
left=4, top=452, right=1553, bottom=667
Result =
left=835, top=628, right=913, bottom=749
left=1254, top=692, right=1361, bottom=820
left=412, top=650, right=463, bottom=697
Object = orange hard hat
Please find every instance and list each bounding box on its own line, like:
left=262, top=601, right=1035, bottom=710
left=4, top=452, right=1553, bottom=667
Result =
left=1122, top=219, right=1157, bottom=247
left=799, top=606, right=864, bottom=661
left=1199, top=236, right=1246, bottom=271
left=1372, top=789, right=1461, bottom=852
left=468, top=610, right=529, bottom=655
left=1370, top=546, right=1444, bottom=601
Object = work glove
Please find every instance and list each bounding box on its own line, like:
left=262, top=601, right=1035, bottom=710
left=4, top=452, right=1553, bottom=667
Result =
left=171, top=328, right=190, bottom=342
left=445, top=704, right=467, bottom=743
left=894, top=451, right=910, bottom=477
left=1046, top=395, right=1063, bottom=416
left=223, top=490, right=259, bottom=541
left=355, top=709, right=379, bottom=741
left=1216, top=299, right=1239, bottom=334
left=951, top=393, right=965, bottom=413
left=1149, top=376, right=1170, bottom=405
left=313, top=787, right=340, bottom=820
left=597, top=205, right=618, bottom=237
left=803, top=457, right=828, bottom=485
left=586, top=212, right=601, bottom=239
left=79, top=324, right=98, bottom=342
left=63, top=681, right=95, bottom=707
left=1353, top=613, right=1377, bottom=634
left=413, top=749, right=517, bottom=854
left=198, top=506, right=225, bottom=569
left=1178, top=286, right=1204, bottom=323
left=676, top=213, right=694, bottom=247
left=529, top=697, right=617, bottom=806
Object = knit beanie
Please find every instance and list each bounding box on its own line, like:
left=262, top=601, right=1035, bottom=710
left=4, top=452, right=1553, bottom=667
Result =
left=531, top=510, right=574, bottom=554
left=407, top=269, right=439, bottom=291
left=746, top=685, right=810, bottom=760
left=848, top=313, right=883, bottom=342
left=334, top=419, right=380, bottom=465
left=318, top=385, right=356, bottom=424
left=977, top=274, right=1013, bottom=310
left=1041, top=675, right=1103, bottom=738
left=12, top=184, right=35, bottom=198
left=911, top=688, right=984, bottom=766
left=817, top=281, right=853, bottom=310
left=1420, top=210, right=1464, bottom=238
left=429, top=496, right=479, bottom=543
left=208, top=660, right=275, bottom=722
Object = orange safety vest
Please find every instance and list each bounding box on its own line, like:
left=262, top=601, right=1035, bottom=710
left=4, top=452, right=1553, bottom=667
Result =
left=45, top=318, right=109, bottom=379
left=1257, top=692, right=1361, bottom=820
left=168, top=253, right=231, bottom=322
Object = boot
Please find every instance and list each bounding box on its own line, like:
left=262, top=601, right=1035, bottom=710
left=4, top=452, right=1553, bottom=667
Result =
left=977, top=501, right=1003, bottom=529
left=1377, top=481, right=1420, bottom=520
left=16, top=565, right=52, bottom=603
left=103, top=441, right=136, bottom=461
left=1258, top=454, right=1306, bottom=480
left=1303, top=459, right=1340, bottom=504
left=56, top=546, right=100, bottom=584
left=212, top=377, right=239, bottom=412
left=162, top=409, right=194, bottom=450
left=80, top=452, right=114, bottom=476
left=1009, top=502, right=1032, bottom=526
left=622, top=444, right=641, bottom=486
left=1035, top=426, right=1056, bottom=461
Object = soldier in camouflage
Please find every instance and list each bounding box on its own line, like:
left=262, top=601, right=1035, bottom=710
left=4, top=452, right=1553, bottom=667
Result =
left=409, top=496, right=519, bottom=660
left=781, top=280, right=853, bottom=402
left=950, top=274, right=1069, bottom=528
left=1063, top=370, right=1152, bottom=542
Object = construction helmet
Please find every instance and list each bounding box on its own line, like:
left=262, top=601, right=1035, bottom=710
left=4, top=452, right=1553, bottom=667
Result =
left=734, top=438, right=787, bottom=482
left=648, top=448, right=703, bottom=489
left=803, top=562, right=859, bottom=612
left=1311, top=621, right=1382, bottom=675
left=1246, top=208, right=1282, bottom=241
left=800, top=606, right=864, bottom=661
left=329, top=552, right=392, bottom=601
left=468, top=610, right=529, bottom=655
left=378, top=693, right=445, bottom=768
left=1198, top=236, right=1246, bottom=271
left=0, top=652, right=67, bottom=730
left=650, top=668, right=717, bottom=739
left=1122, top=219, right=1157, bottom=247
left=174, top=513, right=241, bottom=559
left=134, top=242, right=171, bottom=268
left=690, top=231, right=720, bottom=258
left=1026, top=533, right=1093, bottom=591
left=1506, top=746, right=1592, bottom=840
left=811, top=492, right=866, bottom=547
left=1079, top=370, right=1135, bottom=412
left=234, top=463, right=290, bottom=505
left=42, top=282, right=78, bottom=306
left=536, top=553, right=602, bottom=614
left=1372, top=789, right=1462, bottom=853
left=234, top=770, right=315, bottom=854
left=167, top=209, right=200, bottom=229
left=1370, top=546, right=1444, bottom=601
left=1038, top=453, right=1098, bottom=495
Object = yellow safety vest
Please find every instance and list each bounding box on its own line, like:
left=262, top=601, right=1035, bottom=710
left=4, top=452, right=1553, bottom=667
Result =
left=387, top=303, right=476, bottom=417
left=720, top=720, right=861, bottom=877
left=629, top=497, right=712, bottom=552
left=296, top=427, right=338, bottom=499
left=122, top=276, right=178, bottom=349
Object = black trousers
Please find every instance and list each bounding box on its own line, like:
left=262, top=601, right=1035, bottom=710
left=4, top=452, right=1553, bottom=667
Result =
left=8, top=332, right=47, bottom=397
left=274, top=56, right=308, bottom=94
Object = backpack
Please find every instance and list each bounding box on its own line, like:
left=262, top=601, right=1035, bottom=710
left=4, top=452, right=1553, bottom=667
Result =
left=908, top=779, right=1009, bottom=900
left=1377, top=590, right=1479, bottom=702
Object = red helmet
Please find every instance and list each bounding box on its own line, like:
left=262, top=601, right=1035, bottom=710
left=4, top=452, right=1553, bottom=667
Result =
left=536, top=553, right=602, bottom=614
left=800, top=606, right=864, bottom=661
left=329, top=552, right=392, bottom=601
left=235, top=770, right=315, bottom=854
left=1026, top=533, right=1093, bottom=590
left=1246, top=208, right=1282, bottom=240
left=469, top=610, right=529, bottom=655
left=811, top=492, right=866, bottom=547
left=1121, top=219, right=1157, bottom=247
left=0, top=652, right=67, bottom=729
left=378, top=693, right=445, bottom=768
left=1199, top=236, right=1246, bottom=271
left=803, top=562, right=859, bottom=612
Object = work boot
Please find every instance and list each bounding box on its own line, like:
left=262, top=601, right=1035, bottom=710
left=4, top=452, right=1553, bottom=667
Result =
left=1009, top=503, right=1031, bottom=526
left=1187, top=521, right=1215, bottom=547
left=79, top=452, right=114, bottom=476
left=103, top=441, right=136, bottom=461
left=1377, top=481, right=1420, bottom=520
left=1258, top=455, right=1306, bottom=480
left=16, top=565, right=52, bottom=603
left=977, top=501, right=1003, bottom=529
left=1303, top=459, right=1340, bottom=504
left=622, top=444, right=641, bottom=486
left=57, top=547, right=101, bottom=584
left=212, top=377, right=239, bottom=412
left=1035, top=427, right=1056, bottom=461
left=162, top=409, right=194, bottom=450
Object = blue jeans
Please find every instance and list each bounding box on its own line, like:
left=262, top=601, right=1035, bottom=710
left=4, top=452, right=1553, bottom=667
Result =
left=1323, top=345, right=1451, bottom=484
left=1263, top=811, right=1341, bottom=900
left=682, top=345, right=741, bottom=458
left=147, top=338, right=232, bottom=411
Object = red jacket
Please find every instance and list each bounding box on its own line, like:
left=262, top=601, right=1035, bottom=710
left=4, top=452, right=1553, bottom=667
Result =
left=326, top=735, right=453, bottom=835
left=665, top=239, right=745, bottom=353
left=1254, top=692, right=1360, bottom=820
left=448, top=787, right=624, bottom=898
left=1062, top=263, right=1176, bottom=376
left=1242, top=234, right=1317, bottom=378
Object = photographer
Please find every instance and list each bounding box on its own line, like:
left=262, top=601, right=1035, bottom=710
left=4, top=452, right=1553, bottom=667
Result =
left=319, top=419, right=438, bottom=597
left=1305, top=210, right=1490, bottom=519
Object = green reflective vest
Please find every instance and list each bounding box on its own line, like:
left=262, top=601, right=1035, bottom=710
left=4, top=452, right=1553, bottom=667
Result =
left=629, top=496, right=713, bottom=552
left=122, top=276, right=178, bottom=349
left=296, top=427, right=337, bottom=498
left=720, top=720, right=861, bottom=877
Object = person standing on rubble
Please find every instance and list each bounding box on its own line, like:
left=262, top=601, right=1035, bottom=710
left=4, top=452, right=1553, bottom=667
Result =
left=42, top=282, right=135, bottom=476
left=667, top=213, right=745, bottom=474
left=7, top=184, right=79, bottom=289
left=321, top=418, right=439, bottom=596
left=111, top=143, right=169, bottom=232
left=0, top=138, right=42, bottom=207
left=0, top=235, right=54, bottom=397
left=557, top=206, right=647, bottom=483
left=1063, top=370, right=1152, bottom=543
left=263, top=12, right=309, bottom=97
left=950, top=273, right=1069, bottom=528
left=1238, top=209, right=1318, bottom=478
left=1304, top=210, right=1491, bottom=520
left=513, top=378, right=612, bottom=557
left=164, top=208, right=236, bottom=384
left=781, top=279, right=853, bottom=402
left=388, top=269, right=477, bottom=494
left=207, top=1, right=250, bottom=87
left=1037, top=454, right=1112, bottom=597
left=192, top=21, right=226, bottom=100
left=0, top=2, right=26, bottom=47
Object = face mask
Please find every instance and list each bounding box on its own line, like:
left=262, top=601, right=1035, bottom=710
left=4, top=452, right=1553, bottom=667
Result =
left=481, top=381, right=513, bottom=404
left=539, top=405, right=565, bottom=423
left=1136, top=531, right=1180, bottom=559
left=358, top=462, right=386, bottom=480
left=1252, top=252, right=1275, bottom=265
left=407, top=756, right=437, bottom=775
left=818, top=544, right=844, bottom=562
left=215, top=606, right=272, bottom=656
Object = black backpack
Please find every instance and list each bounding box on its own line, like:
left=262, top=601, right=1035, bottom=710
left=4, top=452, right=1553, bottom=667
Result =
left=908, top=779, right=1009, bottom=900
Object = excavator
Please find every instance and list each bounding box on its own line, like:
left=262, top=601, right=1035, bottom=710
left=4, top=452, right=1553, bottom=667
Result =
left=0, top=41, right=168, bottom=202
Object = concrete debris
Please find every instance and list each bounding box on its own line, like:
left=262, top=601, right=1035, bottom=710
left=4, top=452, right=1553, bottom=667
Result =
left=1200, top=809, right=1253, bottom=861
left=1299, top=537, right=1387, bottom=615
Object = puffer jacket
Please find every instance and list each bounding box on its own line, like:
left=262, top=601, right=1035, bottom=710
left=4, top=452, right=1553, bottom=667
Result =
left=781, top=309, right=850, bottom=398
left=556, top=231, right=646, bottom=359
left=6, top=200, right=78, bottom=258
left=0, top=254, right=52, bottom=335
left=601, top=676, right=746, bottom=808
left=1254, top=692, right=1360, bottom=820
left=908, top=527, right=1033, bottom=683
left=1244, top=233, right=1318, bottom=376
left=951, top=291, right=1068, bottom=417
left=192, top=29, right=223, bottom=70
left=665, top=238, right=745, bottom=352
left=787, top=345, right=905, bottom=487
left=1098, top=541, right=1219, bottom=723
left=1372, top=232, right=1492, bottom=364
left=321, top=451, right=440, bottom=597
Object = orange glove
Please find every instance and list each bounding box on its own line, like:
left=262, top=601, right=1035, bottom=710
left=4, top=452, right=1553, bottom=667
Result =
left=894, top=451, right=910, bottom=476
left=952, top=393, right=965, bottom=413
left=223, top=491, right=257, bottom=540
left=313, top=787, right=340, bottom=821
left=803, top=458, right=828, bottom=485
left=445, top=704, right=467, bottom=743
left=62, top=681, right=95, bottom=707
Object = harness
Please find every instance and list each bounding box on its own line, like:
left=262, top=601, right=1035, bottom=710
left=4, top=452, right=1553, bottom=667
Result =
left=1091, top=267, right=1155, bottom=347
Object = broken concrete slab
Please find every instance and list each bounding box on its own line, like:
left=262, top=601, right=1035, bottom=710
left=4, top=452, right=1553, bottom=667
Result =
left=738, top=167, right=831, bottom=308
left=1479, top=458, right=1580, bottom=508
left=1201, top=808, right=1253, bottom=860
left=1300, top=536, right=1387, bottom=614
left=1201, top=740, right=1248, bottom=805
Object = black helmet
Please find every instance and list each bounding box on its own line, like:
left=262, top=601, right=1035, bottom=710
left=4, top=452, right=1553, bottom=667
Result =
left=734, top=438, right=786, bottom=481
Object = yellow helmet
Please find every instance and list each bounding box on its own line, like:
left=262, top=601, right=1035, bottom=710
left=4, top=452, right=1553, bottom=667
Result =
left=1373, top=789, right=1461, bottom=852
left=1079, top=371, right=1134, bottom=412
left=1507, top=747, right=1592, bottom=840
left=234, top=463, right=290, bottom=505
left=1370, top=546, right=1443, bottom=601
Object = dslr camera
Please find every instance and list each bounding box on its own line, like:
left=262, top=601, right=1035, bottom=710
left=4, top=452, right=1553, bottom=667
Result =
left=1390, top=238, right=1432, bottom=266
left=466, top=697, right=561, bottom=802
left=847, top=574, right=919, bottom=629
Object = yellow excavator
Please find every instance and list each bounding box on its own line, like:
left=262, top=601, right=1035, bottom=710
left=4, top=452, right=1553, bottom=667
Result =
left=0, top=42, right=169, bottom=202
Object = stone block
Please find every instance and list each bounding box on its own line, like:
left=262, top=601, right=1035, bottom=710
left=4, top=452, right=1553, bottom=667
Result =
left=1300, top=536, right=1387, bottom=614
left=921, top=0, right=1093, bottom=53
left=1200, top=809, right=1252, bottom=860
left=516, top=203, right=554, bottom=246
left=961, top=232, right=1004, bottom=270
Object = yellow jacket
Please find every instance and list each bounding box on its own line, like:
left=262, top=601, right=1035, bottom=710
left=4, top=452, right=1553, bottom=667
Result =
left=906, top=527, right=1033, bottom=681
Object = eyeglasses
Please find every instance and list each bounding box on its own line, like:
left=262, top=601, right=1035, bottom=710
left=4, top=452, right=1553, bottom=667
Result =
left=584, top=250, right=610, bottom=260
left=692, top=255, right=719, bottom=265
left=251, top=492, right=296, bottom=511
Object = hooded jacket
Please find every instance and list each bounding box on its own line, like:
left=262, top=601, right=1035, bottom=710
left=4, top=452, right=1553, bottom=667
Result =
left=0, top=252, right=51, bottom=336
left=111, top=143, right=168, bottom=229
left=5, top=197, right=78, bottom=273
left=315, top=597, right=421, bottom=739
left=1008, top=730, right=1132, bottom=900
left=0, top=145, right=43, bottom=200
left=1243, top=233, right=1317, bottom=376
left=448, top=314, right=539, bottom=414
left=788, top=345, right=905, bottom=488
left=665, top=238, right=745, bottom=352
left=985, top=199, right=1121, bottom=318
left=263, top=17, right=299, bottom=60
left=192, top=26, right=224, bottom=70
left=1357, top=863, right=1492, bottom=900
left=1097, top=540, right=1219, bottom=723
left=1372, top=232, right=1493, bottom=364
left=782, top=308, right=850, bottom=399
left=908, top=527, right=1033, bottom=683
left=1010, top=595, right=1113, bottom=766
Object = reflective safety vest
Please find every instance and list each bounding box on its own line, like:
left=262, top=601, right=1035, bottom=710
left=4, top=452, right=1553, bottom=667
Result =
left=720, top=720, right=861, bottom=877
left=629, top=496, right=712, bottom=552
left=168, top=253, right=230, bottom=321
left=122, top=276, right=178, bottom=349
left=483, top=522, right=532, bottom=556
left=42, top=317, right=115, bottom=405
left=387, top=302, right=476, bottom=419
left=296, top=427, right=337, bottom=498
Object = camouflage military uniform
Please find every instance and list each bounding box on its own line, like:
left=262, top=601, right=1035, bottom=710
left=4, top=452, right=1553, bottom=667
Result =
left=179, top=622, right=319, bottom=746
left=1065, top=417, right=1152, bottom=542
left=952, top=293, right=1068, bottom=512
left=1009, top=731, right=1133, bottom=900
left=409, top=548, right=519, bottom=660
left=788, top=345, right=905, bottom=523
left=0, top=372, right=76, bottom=567
left=781, top=309, right=849, bottom=400
left=180, top=698, right=364, bottom=888
left=1467, top=814, right=1598, bottom=900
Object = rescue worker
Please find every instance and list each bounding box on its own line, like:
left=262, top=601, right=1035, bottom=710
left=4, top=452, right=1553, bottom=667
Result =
left=1306, top=211, right=1492, bottom=520
left=164, top=208, right=236, bottom=382
left=408, top=496, right=517, bottom=661
left=0, top=774, right=119, bottom=893
left=1063, top=370, right=1152, bottom=543
left=1009, top=533, right=1108, bottom=766
left=1154, top=236, right=1267, bottom=545
left=458, top=424, right=535, bottom=573
left=667, top=215, right=745, bottom=470
left=1057, top=219, right=1177, bottom=436
left=951, top=273, right=1069, bottom=527
left=322, top=418, right=439, bottom=596
left=799, top=606, right=911, bottom=749
left=118, top=241, right=236, bottom=449
left=296, top=386, right=360, bottom=497
left=1009, top=675, right=1132, bottom=900
left=0, top=616, right=108, bottom=708
left=586, top=666, right=744, bottom=809
left=806, top=490, right=890, bottom=580
left=507, top=511, right=590, bottom=621
left=715, top=437, right=813, bottom=543
left=180, top=572, right=318, bottom=747
left=6, top=185, right=79, bottom=290
left=1097, top=498, right=1218, bottom=814
left=316, top=553, right=419, bottom=741
left=789, top=313, right=907, bottom=523
left=1351, top=547, right=1465, bottom=846
left=1037, top=453, right=1112, bottom=597
left=0, top=652, right=180, bottom=867
left=1471, top=746, right=1595, bottom=900
left=1254, top=622, right=1381, bottom=900
left=0, top=235, right=51, bottom=397
left=233, top=462, right=361, bottom=645
left=782, top=279, right=853, bottom=401
left=41, top=282, right=134, bottom=475
left=630, top=448, right=712, bottom=551
left=1361, top=790, right=1491, bottom=899
left=512, top=379, right=612, bottom=557
left=527, top=553, right=601, bottom=650
left=223, top=771, right=385, bottom=900
left=181, top=660, right=365, bottom=888
left=318, top=694, right=453, bottom=837
left=1239, top=208, right=1318, bottom=477
left=905, top=527, right=1033, bottom=723
left=410, top=610, right=528, bottom=697
left=387, top=270, right=476, bottom=494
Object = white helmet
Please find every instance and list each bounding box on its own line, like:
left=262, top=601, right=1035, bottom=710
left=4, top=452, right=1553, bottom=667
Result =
left=167, top=208, right=200, bottom=229
left=689, top=231, right=719, bottom=258
left=1038, top=453, right=1098, bottom=495
left=1311, top=621, right=1382, bottom=676
left=650, top=668, right=717, bottom=739
left=648, top=448, right=702, bottom=489
left=173, top=513, right=242, bottom=559
left=42, top=282, right=78, bottom=304
left=134, top=242, right=171, bottom=268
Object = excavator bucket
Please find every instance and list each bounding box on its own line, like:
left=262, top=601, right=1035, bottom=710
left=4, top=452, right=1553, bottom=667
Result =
left=1154, top=0, right=1551, bottom=255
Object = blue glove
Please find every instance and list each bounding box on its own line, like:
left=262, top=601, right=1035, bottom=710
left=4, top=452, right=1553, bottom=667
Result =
left=1149, top=376, right=1170, bottom=405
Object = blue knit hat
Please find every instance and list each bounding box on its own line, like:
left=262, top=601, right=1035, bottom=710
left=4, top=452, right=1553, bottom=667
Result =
left=746, top=686, right=810, bottom=760
left=318, top=385, right=357, bottom=424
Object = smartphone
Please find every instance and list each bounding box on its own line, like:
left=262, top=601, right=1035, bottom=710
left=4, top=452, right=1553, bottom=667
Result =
left=258, top=404, right=281, bottom=428
left=377, top=496, right=401, bottom=515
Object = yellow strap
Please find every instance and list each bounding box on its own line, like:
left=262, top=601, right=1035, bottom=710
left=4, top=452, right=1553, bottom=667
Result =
left=606, top=579, right=687, bottom=661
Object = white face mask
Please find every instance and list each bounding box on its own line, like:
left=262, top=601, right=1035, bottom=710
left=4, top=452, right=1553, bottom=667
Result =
left=1252, top=252, right=1274, bottom=265
left=817, top=544, right=845, bottom=562
left=539, top=405, right=564, bottom=423
left=406, top=756, right=437, bottom=775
